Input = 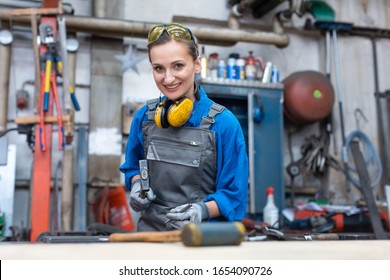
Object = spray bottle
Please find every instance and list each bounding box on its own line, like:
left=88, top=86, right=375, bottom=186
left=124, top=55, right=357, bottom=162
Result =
left=200, top=46, right=208, bottom=79
left=245, top=51, right=265, bottom=80
left=263, top=186, right=279, bottom=228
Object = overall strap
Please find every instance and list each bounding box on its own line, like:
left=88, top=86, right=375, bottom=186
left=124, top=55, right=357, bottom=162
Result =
left=146, top=98, right=160, bottom=121
left=199, top=102, right=225, bottom=129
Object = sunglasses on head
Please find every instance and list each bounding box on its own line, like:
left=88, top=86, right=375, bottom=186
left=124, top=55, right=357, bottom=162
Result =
left=147, top=23, right=195, bottom=46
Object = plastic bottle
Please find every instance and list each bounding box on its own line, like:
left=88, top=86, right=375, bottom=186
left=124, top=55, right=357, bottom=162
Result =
left=262, top=62, right=272, bottom=83
left=270, top=65, right=280, bottom=83
left=208, top=53, right=219, bottom=80
left=217, top=59, right=226, bottom=80
left=0, top=211, right=4, bottom=237
left=200, top=46, right=208, bottom=79
left=226, top=57, right=236, bottom=80
left=236, top=58, right=246, bottom=80
left=245, top=55, right=257, bottom=80
left=245, top=51, right=264, bottom=81
left=263, top=186, right=279, bottom=228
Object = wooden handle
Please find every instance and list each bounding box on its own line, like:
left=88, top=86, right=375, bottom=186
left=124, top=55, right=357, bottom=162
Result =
left=15, top=115, right=71, bottom=124
left=109, top=230, right=182, bottom=243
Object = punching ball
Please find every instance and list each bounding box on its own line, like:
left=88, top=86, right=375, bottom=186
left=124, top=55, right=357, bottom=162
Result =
left=283, top=70, right=335, bottom=126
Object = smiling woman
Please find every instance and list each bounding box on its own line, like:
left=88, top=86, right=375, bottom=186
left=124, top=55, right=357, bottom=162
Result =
left=119, top=22, right=249, bottom=232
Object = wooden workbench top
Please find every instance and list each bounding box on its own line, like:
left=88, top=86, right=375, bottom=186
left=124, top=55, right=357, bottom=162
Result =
left=1, top=240, right=390, bottom=260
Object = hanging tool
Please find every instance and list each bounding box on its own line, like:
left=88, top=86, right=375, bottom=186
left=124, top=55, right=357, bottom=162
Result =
left=54, top=54, right=80, bottom=111
left=40, top=24, right=80, bottom=112
left=372, top=38, right=390, bottom=188
left=314, top=21, right=355, bottom=197
left=39, top=71, right=64, bottom=151
left=39, top=24, right=64, bottom=151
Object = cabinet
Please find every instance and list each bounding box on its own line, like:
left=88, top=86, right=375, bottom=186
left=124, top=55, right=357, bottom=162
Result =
left=201, top=80, right=285, bottom=215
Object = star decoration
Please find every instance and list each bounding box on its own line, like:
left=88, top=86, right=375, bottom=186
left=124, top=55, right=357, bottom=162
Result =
left=114, top=44, right=147, bottom=75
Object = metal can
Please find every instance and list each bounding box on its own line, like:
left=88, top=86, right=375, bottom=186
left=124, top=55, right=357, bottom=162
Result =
left=270, top=66, right=280, bottom=83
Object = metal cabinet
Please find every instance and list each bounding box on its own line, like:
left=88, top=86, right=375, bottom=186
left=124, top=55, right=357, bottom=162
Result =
left=201, top=80, right=285, bottom=216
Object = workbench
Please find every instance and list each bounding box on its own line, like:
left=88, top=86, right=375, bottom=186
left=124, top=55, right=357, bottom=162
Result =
left=1, top=240, right=390, bottom=259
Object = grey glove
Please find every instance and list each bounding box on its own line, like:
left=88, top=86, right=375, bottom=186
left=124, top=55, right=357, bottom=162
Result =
left=165, top=202, right=209, bottom=229
left=129, top=179, right=156, bottom=212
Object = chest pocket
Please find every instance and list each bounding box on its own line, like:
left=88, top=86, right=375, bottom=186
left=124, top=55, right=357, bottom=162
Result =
left=147, top=137, right=202, bottom=168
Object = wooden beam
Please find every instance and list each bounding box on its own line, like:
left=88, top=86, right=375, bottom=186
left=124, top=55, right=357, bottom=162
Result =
left=8, top=7, right=61, bottom=17
left=15, top=115, right=71, bottom=125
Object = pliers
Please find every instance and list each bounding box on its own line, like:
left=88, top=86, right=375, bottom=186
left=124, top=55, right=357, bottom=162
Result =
left=39, top=59, right=64, bottom=151
left=54, top=55, right=80, bottom=111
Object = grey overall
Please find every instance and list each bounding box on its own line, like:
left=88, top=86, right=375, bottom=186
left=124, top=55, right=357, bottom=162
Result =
left=137, top=99, right=225, bottom=231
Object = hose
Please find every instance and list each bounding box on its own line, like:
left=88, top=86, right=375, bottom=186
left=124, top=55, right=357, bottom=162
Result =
left=343, top=130, right=382, bottom=189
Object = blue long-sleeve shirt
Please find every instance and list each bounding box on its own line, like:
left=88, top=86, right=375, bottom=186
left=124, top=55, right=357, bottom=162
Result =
left=119, top=86, right=248, bottom=221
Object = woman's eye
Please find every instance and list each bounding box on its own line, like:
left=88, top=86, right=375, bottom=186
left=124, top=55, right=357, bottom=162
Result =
left=174, top=63, right=184, bottom=70
left=153, top=66, right=164, bottom=73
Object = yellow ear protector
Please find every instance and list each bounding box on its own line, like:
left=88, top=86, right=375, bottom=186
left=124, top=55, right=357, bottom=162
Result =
left=155, top=97, right=194, bottom=128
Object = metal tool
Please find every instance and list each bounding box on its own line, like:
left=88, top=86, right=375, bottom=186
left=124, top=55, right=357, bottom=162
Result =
left=139, top=159, right=150, bottom=199
left=372, top=38, right=390, bottom=187
left=164, top=203, right=192, bottom=225
left=38, top=24, right=65, bottom=151
left=385, top=185, right=390, bottom=226
left=39, top=71, right=64, bottom=151
left=350, top=140, right=388, bottom=240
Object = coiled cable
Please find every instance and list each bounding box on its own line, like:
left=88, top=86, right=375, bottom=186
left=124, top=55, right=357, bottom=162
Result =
left=342, top=130, right=382, bottom=189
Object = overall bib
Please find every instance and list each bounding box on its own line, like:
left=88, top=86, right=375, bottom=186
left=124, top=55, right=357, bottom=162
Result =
left=137, top=100, right=224, bottom=231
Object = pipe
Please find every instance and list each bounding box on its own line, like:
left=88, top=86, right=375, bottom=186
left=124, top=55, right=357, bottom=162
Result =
left=61, top=37, right=79, bottom=232
left=372, top=38, right=390, bottom=185
left=30, top=14, right=41, bottom=110
left=0, top=1, right=74, bottom=14
left=61, top=146, right=73, bottom=231
left=248, top=91, right=255, bottom=214
left=0, top=29, right=13, bottom=133
left=0, top=11, right=290, bottom=47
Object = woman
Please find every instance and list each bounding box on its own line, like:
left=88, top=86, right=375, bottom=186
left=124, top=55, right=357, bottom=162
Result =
left=120, top=23, right=248, bottom=231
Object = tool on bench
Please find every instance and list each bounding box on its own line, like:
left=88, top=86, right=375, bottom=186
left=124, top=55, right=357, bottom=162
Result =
left=109, top=222, right=245, bottom=246
left=242, top=217, right=389, bottom=241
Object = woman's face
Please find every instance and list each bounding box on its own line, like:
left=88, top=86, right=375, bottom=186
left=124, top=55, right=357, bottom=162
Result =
left=150, top=40, right=201, bottom=102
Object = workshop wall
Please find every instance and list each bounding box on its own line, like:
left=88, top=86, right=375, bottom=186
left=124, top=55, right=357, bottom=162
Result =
left=2, top=0, right=390, bottom=232
left=120, top=0, right=390, bottom=206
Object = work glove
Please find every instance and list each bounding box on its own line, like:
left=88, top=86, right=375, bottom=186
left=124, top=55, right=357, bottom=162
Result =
left=165, top=202, right=209, bottom=230
left=129, top=179, right=156, bottom=212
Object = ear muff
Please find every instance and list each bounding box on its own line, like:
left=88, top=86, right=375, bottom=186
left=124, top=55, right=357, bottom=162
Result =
left=154, top=98, right=193, bottom=128
left=155, top=99, right=172, bottom=129
left=167, top=98, right=193, bottom=127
